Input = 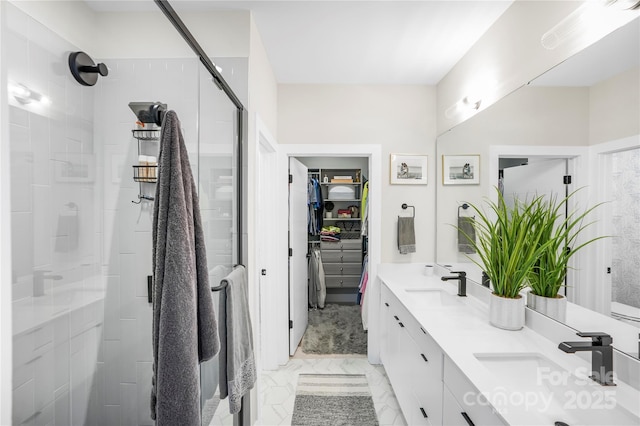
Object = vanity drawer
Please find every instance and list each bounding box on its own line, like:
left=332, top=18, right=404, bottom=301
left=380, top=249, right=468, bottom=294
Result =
left=444, top=356, right=506, bottom=426
left=321, top=239, right=362, bottom=251
left=405, top=318, right=444, bottom=378
left=321, top=250, right=361, bottom=263
left=325, top=275, right=361, bottom=288
left=323, top=263, right=362, bottom=275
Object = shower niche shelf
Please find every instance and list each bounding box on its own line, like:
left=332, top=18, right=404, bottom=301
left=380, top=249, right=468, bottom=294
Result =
left=131, top=127, right=160, bottom=204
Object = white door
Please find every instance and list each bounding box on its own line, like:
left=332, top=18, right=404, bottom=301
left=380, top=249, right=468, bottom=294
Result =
left=502, top=158, right=568, bottom=208
left=289, top=157, right=308, bottom=355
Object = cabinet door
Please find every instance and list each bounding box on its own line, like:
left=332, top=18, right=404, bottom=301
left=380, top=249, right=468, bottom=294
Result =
left=380, top=291, right=390, bottom=363
left=443, top=385, right=472, bottom=426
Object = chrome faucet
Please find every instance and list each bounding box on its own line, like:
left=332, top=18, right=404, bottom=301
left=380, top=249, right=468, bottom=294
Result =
left=441, top=271, right=466, bottom=297
left=559, top=332, right=615, bottom=386
left=33, top=270, right=63, bottom=297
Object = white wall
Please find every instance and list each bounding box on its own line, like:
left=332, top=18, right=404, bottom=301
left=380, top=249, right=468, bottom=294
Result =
left=94, top=10, right=250, bottom=59
left=589, top=66, right=640, bottom=145
left=437, top=0, right=640, bottom=133
left=246, top=14, right=279, bottom=425
left=436, top=86, right=590, bottom=262
left=278, top=84, right=437, bottom=263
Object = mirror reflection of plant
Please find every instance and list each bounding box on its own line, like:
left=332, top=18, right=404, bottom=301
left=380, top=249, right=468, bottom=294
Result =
left=458, top=189, right=553, bottom=299
left=528, top=189, right=606, bottom=298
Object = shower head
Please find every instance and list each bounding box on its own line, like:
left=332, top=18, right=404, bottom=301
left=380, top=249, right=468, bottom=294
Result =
left=128, top=102, right=167, bottom=126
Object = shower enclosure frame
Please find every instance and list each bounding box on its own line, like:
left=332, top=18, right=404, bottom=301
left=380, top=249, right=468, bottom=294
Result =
left=154, top=0, right=249, bottom=424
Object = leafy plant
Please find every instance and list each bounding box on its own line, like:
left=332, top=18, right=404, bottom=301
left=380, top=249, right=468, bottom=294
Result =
left=458, top=189, right=553, bottom=299
left=527, top=189, right=606, bottom=298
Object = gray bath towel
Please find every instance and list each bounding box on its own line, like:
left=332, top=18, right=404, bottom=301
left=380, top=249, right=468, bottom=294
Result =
left=458, top=216, right=477, bottom=254
left=151, top=110, right=220, bottom=424
left=219, top=265, right=257, bottom=414
left=397, top=216, right=416, bottom=254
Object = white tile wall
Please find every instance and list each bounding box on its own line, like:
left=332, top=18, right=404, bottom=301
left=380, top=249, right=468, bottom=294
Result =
left=6, top=3, right=248, bottom=424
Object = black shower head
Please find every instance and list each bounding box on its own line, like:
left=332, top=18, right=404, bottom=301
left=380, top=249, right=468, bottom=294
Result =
left=128, top=102, right=167, bottom=126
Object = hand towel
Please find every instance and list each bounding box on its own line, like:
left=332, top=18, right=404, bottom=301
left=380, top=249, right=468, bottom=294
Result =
left=458, top=216, right=477, bottom=254
left=219, top=265, right=257, bottom=414
left=151, top=110, right=220, bottom=425
left=397, top=216, right=416, bottom=254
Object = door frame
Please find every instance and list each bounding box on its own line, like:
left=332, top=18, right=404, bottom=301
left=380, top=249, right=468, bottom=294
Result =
left=588, top=135, right=640, bottom=315
left=489, top=145, right=588, bottom=304
left=254, top=115, right=283, bottom=371
left=269, top=144, right=382, bottom=366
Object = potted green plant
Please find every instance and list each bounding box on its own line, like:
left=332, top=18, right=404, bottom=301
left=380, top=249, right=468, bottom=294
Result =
left=526, top=190, right=605, bottom=322
left=459, top=190, right=552, bottom=330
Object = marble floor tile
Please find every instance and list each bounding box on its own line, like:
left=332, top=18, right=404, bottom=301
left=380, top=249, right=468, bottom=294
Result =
left=210, top=356, right=406, bottom=426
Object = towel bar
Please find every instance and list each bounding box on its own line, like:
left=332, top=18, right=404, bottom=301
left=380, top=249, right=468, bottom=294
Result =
left=401, top=203, right=415, bottom=217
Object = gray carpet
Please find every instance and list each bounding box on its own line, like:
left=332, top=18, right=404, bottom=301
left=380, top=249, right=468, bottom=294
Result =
left=291, top=374, right=379, bottom=426
left=301, top=304, right=367, bottom=355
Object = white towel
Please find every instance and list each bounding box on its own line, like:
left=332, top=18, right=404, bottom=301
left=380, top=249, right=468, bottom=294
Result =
left=219, top=265, right=257, bottom=414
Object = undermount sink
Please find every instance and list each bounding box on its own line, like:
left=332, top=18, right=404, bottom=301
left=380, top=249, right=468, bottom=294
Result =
left=403, top=288, right=461, bottom=308
left=473, top=352, right=639, bottom=425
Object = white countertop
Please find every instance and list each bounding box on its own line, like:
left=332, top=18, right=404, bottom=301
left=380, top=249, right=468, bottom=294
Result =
left=378, top=263, right=640, bottom=426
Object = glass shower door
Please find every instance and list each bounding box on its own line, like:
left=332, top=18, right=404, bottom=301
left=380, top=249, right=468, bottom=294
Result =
left=197, top=66, right=242, bottom=425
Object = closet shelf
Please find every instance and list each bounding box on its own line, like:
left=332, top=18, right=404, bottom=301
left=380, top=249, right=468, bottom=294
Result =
left=321, top=182, right=360, bottom=185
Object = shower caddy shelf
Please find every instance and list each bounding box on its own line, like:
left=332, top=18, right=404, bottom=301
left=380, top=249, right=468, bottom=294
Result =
left=131, top=128, right=160, bottom=203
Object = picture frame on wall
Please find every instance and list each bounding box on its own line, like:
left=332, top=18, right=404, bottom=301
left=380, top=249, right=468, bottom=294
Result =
left=390, top=154, right=428, bottom=185
left=442, top=154, right=480, bottom=185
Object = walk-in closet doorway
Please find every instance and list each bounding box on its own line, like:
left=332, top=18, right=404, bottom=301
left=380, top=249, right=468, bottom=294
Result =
left=290, top=156, right=369, bottom=356
left=258, top=144, right=382, bottom=369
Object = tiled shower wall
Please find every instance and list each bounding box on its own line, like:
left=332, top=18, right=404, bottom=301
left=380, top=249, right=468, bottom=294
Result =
left=6, top=3, right=247, bottom=424
left=94, top=58, right=200, bottom=425
left=610, top=147, right=640, bottom=310
left=6, top=2, right=102, bottom=424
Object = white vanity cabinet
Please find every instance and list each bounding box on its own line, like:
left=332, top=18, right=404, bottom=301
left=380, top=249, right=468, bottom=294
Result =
left=442, top=356, right=506, bottom=426
left=380, top=284, right=443, bottom=426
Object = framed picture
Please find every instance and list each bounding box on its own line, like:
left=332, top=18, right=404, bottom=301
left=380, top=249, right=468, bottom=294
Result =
left=442, top=155, right=480, bottom=185
left=390, top=154, right=428, bottom=185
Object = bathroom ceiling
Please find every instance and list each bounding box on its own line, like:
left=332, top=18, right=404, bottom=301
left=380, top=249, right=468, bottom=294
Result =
left=86, top=0, right=513, bottom=84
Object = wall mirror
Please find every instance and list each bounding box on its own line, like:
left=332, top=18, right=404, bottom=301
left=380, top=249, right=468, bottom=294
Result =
left=436, top=16, right=640, bottom=358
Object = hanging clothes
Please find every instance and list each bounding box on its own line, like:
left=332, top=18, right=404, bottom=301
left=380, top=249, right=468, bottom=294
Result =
left=308, top=246, right=326, bottom=309
left=151, top=110, right=219, bottom=425
left=307, top=177, right=323, bottom=235
left=361, top=181, right=369, bottom=237
left=358, top=254, right=369, bottom=330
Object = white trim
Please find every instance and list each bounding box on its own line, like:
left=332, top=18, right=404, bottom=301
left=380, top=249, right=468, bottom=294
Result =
left=276, top=144, right=382, bottom=365
left=489, top=145, right=588, bottom=304
left=254, top=115, right=282, bottom=371
left=588, top=135, right=640, bottom=314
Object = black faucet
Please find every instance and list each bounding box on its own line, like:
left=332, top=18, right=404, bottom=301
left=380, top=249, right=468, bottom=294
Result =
left=559, top=332, right=615, bottom=386
left=441, top=271, right=466, bottom=297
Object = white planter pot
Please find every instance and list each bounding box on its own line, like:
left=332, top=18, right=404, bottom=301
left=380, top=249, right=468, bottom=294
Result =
left=526, top=292, right=567, bottom=323
left=489, top=293, right=525, bottom=330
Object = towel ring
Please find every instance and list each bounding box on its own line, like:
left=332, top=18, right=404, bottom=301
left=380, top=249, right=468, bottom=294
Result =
left=457, top=203, right=473, bottom=219
left=401, top=203, right=415, bottom=218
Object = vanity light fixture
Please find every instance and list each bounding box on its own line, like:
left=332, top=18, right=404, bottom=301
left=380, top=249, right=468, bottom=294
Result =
left=8, top=82, right=50, bottom=105
left=445, top=95, right=482, bottom=119
left=542, top=0, right=640, bottom=50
